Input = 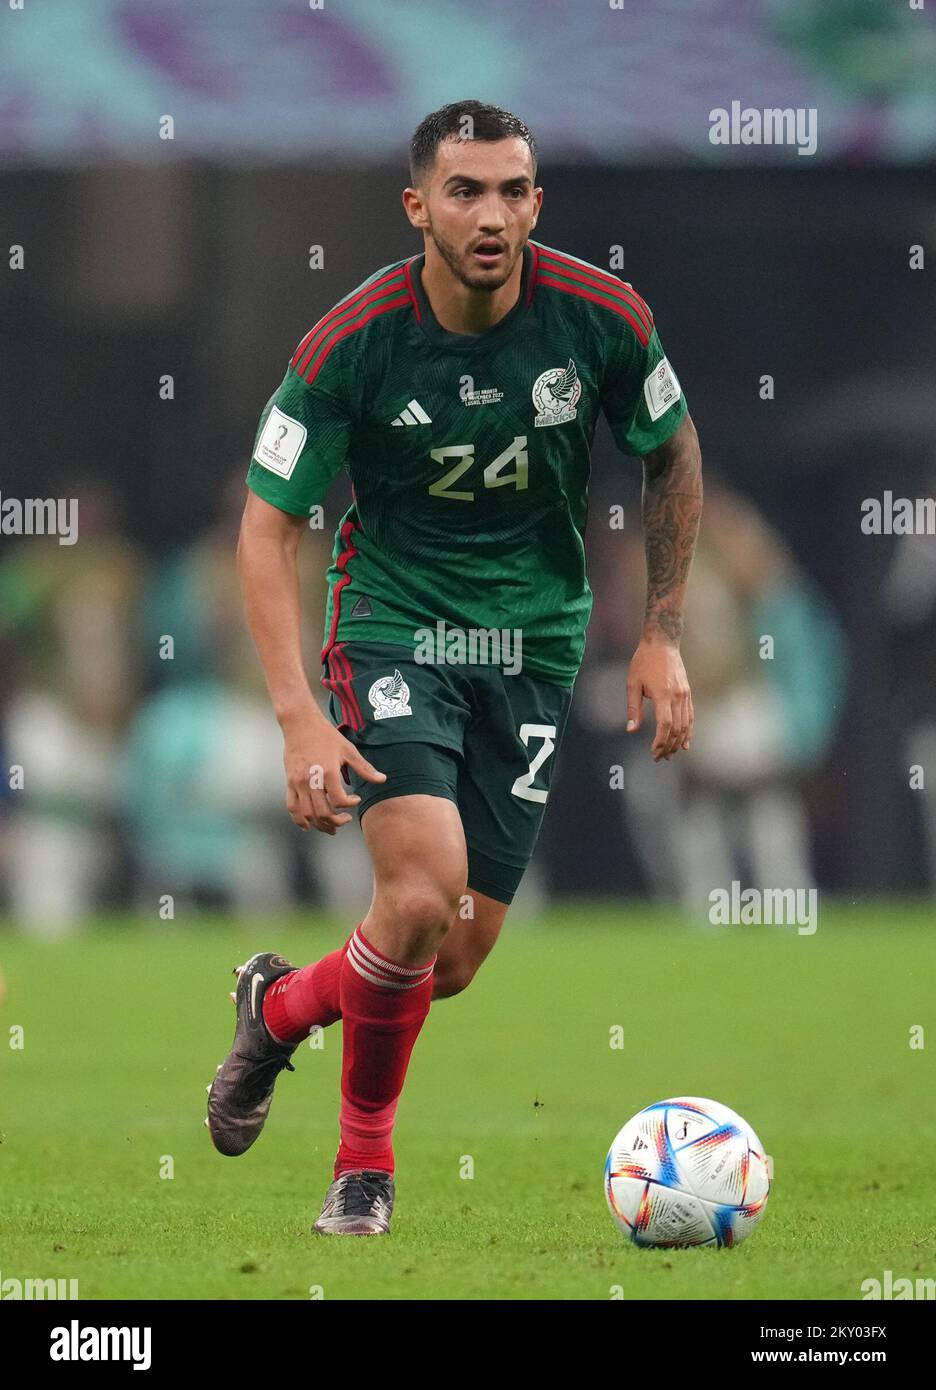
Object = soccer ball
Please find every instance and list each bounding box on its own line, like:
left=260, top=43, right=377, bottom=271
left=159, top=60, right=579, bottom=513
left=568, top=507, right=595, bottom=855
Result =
left=605, top=1096, right=771, bottom=1248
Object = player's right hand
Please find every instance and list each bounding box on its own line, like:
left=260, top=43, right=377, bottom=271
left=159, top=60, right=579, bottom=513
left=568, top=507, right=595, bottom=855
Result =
left=281, top=714, right=386, bottom=834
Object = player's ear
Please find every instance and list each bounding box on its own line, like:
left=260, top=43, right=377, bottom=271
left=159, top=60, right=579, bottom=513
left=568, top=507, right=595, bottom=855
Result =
left=402, top=186, right=428, bottom=230
left=528, top=186, right=543, bottom=232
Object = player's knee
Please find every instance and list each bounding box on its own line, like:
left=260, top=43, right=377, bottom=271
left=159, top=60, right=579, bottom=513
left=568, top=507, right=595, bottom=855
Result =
left=409, top=883, right=464, bottom=936
left=381, top=879, right=465, bottom=955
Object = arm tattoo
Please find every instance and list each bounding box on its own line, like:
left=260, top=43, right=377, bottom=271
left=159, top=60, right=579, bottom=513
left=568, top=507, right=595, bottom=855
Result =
left=640, top=415, right=703, bottom=643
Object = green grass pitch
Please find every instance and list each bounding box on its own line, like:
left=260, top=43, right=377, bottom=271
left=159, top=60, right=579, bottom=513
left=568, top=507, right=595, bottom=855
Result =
left=1, top=904, right=933, bottom=1301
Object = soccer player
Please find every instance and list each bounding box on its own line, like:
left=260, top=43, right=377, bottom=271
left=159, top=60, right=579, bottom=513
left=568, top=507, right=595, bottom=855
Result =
left=207, top=101, right=702, bottom=1235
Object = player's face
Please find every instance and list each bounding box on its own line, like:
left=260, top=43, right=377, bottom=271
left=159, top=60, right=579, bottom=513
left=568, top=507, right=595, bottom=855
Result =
left=416, top=137, right=541, bottom=292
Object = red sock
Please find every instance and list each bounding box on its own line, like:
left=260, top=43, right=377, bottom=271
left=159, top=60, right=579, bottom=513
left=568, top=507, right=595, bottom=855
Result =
left=335, top=925, right=435, bottom=1177
left=263, top=939, right=349, bottom=1046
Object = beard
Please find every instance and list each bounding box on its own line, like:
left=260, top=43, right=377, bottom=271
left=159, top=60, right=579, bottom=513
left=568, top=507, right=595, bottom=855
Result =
left=426, top=218, right=522, bottom=292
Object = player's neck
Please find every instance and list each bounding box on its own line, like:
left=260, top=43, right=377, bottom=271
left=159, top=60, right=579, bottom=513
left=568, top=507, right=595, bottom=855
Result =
left=419, top=244, right=524, bottom=337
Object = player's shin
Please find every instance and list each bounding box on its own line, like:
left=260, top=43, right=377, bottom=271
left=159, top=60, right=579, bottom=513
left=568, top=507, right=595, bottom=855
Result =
left=335, top=925, right=435, bottom=1176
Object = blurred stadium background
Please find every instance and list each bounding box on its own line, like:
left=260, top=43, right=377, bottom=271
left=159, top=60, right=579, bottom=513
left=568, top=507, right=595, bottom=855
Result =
left=2, top=0, right=936, bottom=935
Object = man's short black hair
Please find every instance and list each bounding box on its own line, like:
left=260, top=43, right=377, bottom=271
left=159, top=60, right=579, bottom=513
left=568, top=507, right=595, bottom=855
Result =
left=409, top=100, right=537, bottom=185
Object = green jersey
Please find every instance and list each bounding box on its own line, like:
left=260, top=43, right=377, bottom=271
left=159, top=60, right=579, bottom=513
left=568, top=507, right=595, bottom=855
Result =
left=246, top=239, right=687, bottom=686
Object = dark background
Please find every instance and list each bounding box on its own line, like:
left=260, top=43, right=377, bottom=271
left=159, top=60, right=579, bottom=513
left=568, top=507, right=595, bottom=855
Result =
left=2, top=1, right=935, bottom=926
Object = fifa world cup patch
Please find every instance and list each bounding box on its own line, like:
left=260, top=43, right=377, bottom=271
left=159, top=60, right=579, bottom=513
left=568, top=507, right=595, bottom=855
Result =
left=532, top=359, right=581, bottom=427
left=643, top=357, right=681, bottom=421
left=252, top=406, right=307, bottom=479
left=368, top=669, right=413, bottom=720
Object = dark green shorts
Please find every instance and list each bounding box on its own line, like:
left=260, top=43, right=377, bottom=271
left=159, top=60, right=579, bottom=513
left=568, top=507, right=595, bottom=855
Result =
left=321, top=641, right=573, bottom=905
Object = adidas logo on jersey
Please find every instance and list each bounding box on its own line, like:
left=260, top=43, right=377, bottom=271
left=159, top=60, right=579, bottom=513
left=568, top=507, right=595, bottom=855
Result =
left=390, top=399, right=432, bottom=426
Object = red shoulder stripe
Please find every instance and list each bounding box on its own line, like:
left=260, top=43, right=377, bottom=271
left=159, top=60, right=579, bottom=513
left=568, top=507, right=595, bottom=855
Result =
left=537, top=272, right=651, bottom=346
left=291, top=268, right=408, bottom=376
left=526, top=242, right=540, bottom=306
left=537, top=245, right=653, bottom=316
left=291, top=267, right=405, bottom=370
left=300, top=291, right=411, bottom=385
left=537, top=249, right=653, bottom=336
left=294, top=274, right=407, bottom=378
left=403, top=256, right=421, bottom=322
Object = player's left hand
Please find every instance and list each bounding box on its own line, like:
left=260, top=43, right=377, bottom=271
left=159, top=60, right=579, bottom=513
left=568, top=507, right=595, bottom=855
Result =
left=625, top=637, right=693, bottom=761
